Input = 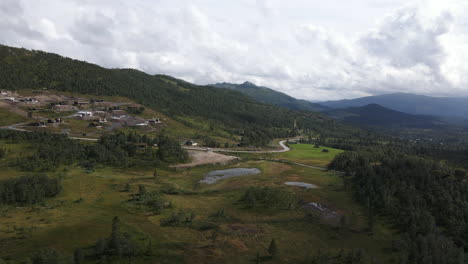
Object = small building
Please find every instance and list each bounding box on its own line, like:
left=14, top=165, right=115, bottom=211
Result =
left=77, top=111, right=93, bottom=117
left=4, top=97, right=16, bottom=102
left=74, top=101, right=90, bottom=106
left=20, top=98, right=38, bottom=104
left=135, top=143, right=148, bottom=149
left=134, top=122, right=149, bottom=126
left=29, top=121, right=46, bottom=127
left=185, top=140, right=198, bottom=146
left=147, top=118, right=161, bottom=124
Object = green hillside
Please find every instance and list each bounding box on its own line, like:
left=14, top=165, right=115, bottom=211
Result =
left=213, top=81, right=328, bottom=112
left=0, top=46, right=328, bottom=139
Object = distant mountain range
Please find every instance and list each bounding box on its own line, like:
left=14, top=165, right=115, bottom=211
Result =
left=325, top=104, right=444, bottom=129
left=320, top=93, right=468, bottom=118
left=211, top=82, right=328, bottom=112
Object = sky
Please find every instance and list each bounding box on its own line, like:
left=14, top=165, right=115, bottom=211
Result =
left=1, top=0, right=468, bottom=100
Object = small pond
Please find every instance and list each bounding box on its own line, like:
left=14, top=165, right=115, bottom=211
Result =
left=284, top=182, right=318, bottom=189
left=200, top=168, right=261, bottom=184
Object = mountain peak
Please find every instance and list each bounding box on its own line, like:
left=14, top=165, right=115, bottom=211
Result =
left=241, top=81, right=257, bottom=87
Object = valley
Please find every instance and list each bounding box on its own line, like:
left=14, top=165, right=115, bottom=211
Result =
left=1, top=44, right=468, bottom=264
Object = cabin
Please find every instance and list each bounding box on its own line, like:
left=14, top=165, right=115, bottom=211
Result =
left=147, top=118, right=161, bottom=124
left=20, top=98, right=38, bottom=104
left=74, top=101, right=90, bottom=106
left=135, top=143, right=148, bottom=149
left=29, top=122, right=46, bottom=127
left=134, top=122, right=149, bottom=126
left=77, top=111, right=93, bottom=117
left=185, top=140, right=198, bottom=146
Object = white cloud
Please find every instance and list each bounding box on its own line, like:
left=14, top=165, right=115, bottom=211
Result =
left=1, top=0, right=468, bottom=100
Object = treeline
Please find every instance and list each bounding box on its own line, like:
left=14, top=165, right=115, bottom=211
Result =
left=0, top=175, right=61, bottom=204
left=0, top=130, right=187, bottom=171
left=329, top=149, right=467, bottom=263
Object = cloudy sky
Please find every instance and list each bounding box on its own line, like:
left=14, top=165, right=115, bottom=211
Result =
left=2, top=0, right=468, bottom=100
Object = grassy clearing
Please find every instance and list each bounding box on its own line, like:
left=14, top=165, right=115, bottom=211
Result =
left=0, top=139, right=399, bottom=264
left=0, top=108, right=28, bottom=126
left=273, top=143, right=344, bottom=167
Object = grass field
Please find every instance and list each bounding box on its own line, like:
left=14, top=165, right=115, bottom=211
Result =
left=0, top=139, right=399, bottom=263
left=273, top=143, right=344, bottom=167
left=0, top=108, right=28, bottom=126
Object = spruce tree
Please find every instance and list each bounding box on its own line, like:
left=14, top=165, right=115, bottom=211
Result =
left=74, top=248, right=84, bottom=264
left=268, top=239, right=278, bottom=258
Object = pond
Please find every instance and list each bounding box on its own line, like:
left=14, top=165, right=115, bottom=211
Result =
left=284, top=181, right=318, bottom=189
left=200, top=168, right=261, bottom=184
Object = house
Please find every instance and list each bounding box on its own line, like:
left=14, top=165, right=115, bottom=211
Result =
left=147, top=118, right=161, bottom=124
left=29, top=122, right=46, bottom=127
left=4, top=97, right=16, bottom=102
left=20, top=98, right=38, bottom=104
left=74, top=101, right=90, bottom=106
left=185, top=140, right=198, bottom=146
left=77, top=111, right=93, bottom=117
left=135, top=143, right=148, bottom=149
left=134, top=122, right=149, bottom=126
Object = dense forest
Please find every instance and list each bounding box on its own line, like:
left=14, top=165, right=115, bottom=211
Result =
left=329, top=148, right=467, bottom=263
left=0, top=130, right=187, bottom=172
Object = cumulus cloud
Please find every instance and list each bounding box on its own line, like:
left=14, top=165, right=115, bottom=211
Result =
left=1, top=0, right=468, bottom=100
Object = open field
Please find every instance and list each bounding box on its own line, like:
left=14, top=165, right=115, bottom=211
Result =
left=0, top=108, right=28, bottom=127
left=0, top=138, right=399, bottom=263
left=272, top=143, right=344, bottom=167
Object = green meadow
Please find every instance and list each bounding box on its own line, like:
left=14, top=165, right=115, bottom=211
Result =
left=0, top=139, right=399, bottom=263
left=273, top=143, right=344, bottom=167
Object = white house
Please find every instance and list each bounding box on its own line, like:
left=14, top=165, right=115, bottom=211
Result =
left=77, top=111, right=93, bottom=117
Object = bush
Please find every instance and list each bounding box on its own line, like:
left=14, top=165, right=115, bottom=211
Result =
left=160, top=210, right=196, bottom=227
left=135, top=191, right=171, bottom=214
left=240, top=186, right=298, bottom=209
left=0, top=175, right=61, bottom=204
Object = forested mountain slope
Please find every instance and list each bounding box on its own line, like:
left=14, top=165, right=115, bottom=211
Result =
left=0, top=45, right=336, bottom=136
left=212, top=81, right=328, bottom=112
left=325, top=104, right=442, bottom=128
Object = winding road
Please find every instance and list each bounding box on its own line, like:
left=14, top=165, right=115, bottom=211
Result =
left=184, top=139, right=291, bottom=153
left=1, top=121, right=328, bottom=170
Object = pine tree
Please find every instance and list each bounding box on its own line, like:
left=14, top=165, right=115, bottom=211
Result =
left=109, top=216, right=122, bottom=252
left=74, top=248, right=84, bottom=264
left=268, top=239, right=278, bottom=258
left=255, top=252, right=261, bottom=264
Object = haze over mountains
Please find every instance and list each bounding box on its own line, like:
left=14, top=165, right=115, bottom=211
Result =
left=325, top=104, right=444, bottom=129
left=320, top=93, right=468, bottom=118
